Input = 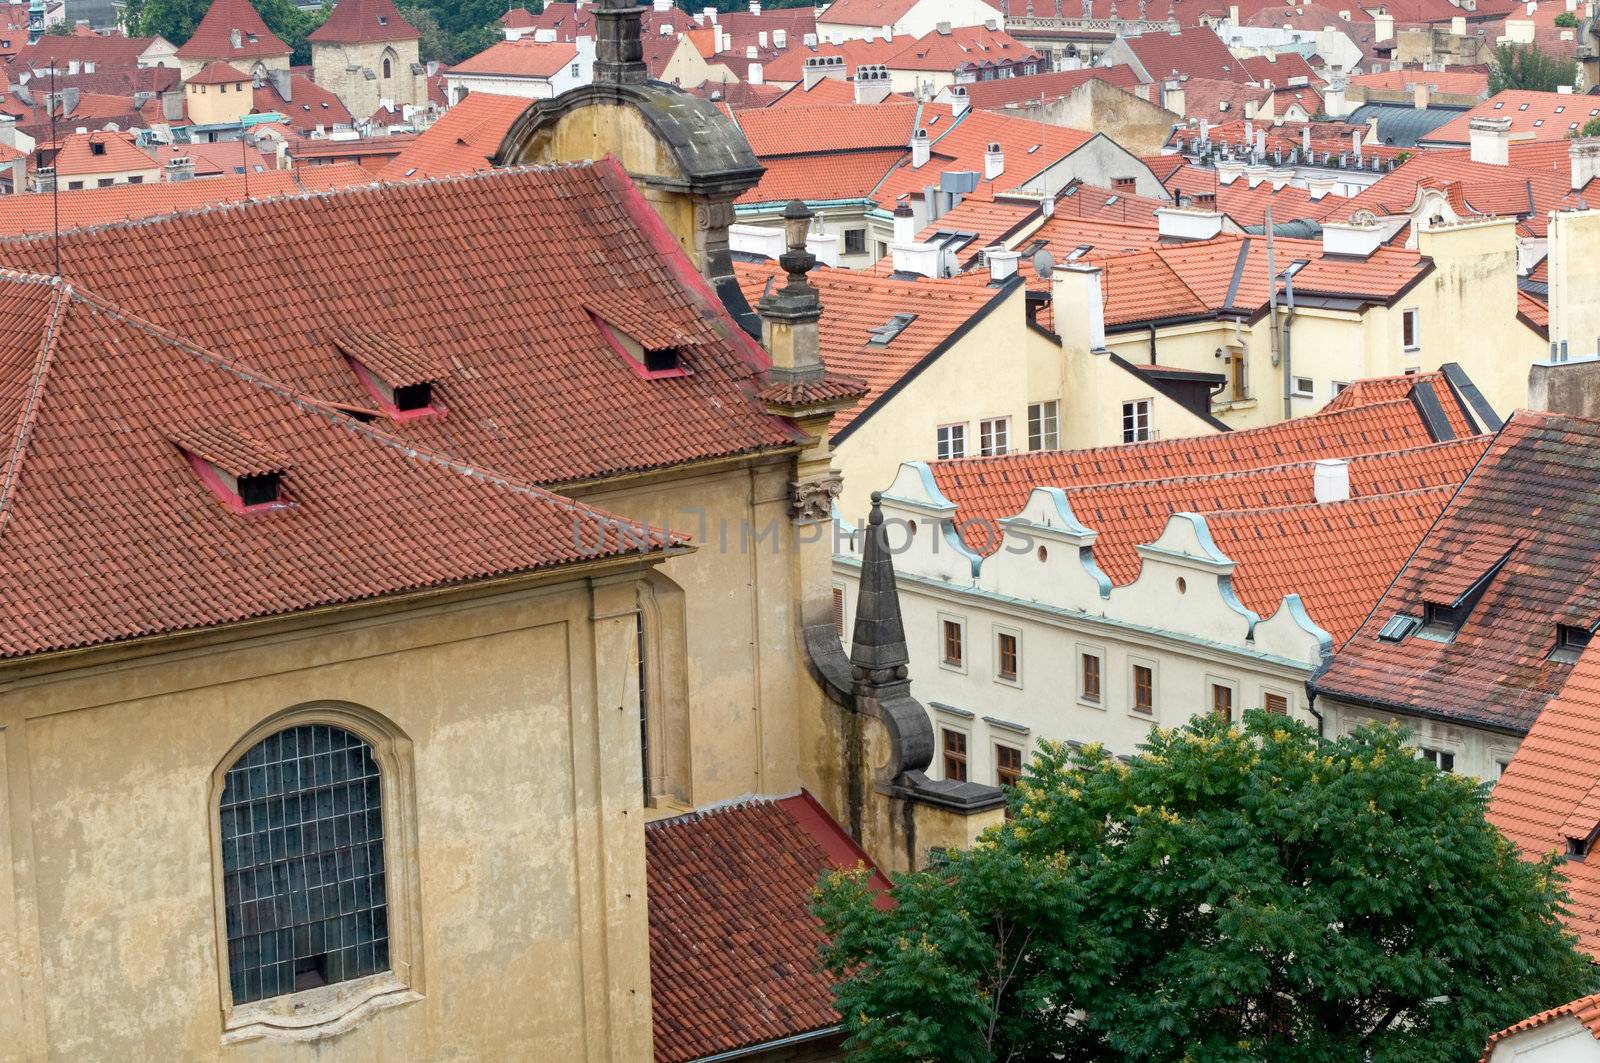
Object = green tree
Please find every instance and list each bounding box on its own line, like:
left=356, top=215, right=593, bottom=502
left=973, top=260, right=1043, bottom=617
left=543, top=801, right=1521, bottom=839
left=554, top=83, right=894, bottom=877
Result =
left=44, top=19, right=75, bottom=34
left=1489, top=42, right=1580, bottom=93
left=1555, top=10, right=1579, bottom=27
left=816, top=712, right=1595, bottom=1063
left=127, top=0, right=328, bottom=66
left=1579, top=116, right=1600, bottom=137
left=398, top=3, right=449, bottom=64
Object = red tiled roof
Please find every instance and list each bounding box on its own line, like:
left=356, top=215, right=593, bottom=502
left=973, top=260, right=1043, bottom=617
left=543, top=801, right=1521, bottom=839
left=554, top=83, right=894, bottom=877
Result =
left=872, top=108, right=1096, bottom=206
left=0, top=272, right=671, bottom=659
left=155, top=141, right=275, bottom=177
left=10, top=33, right=157, bottom=71
left=253, top=74, right=356, bottom=133
left=450, top=39, right=579, bottom=78
left=1314, top=410, right=1600, bottom=731
left=730, top=100, right=926, bottom=156
left=1518, top=289, right=1550, bottom=334
left=0, top=165, right=371, bottom=237
left=175, top=0, right=291, bottom=61
left=1239, top=52, right=1323, bottom=87
left=913, top=194, right=1036, bottom=252
left=1480, top=991, right=1600, bottom=1060
left=1488, top=647, right=1600, bottom=960
left=647, top=792, right=889, bottom=1063
left=308, top=0, right=422, bottom=44
left=1124, top=26, right=1252, bottom=83
left=187, top=60, right=251, bottom=85
left=1176, top=76, right=1272, bottom=120
left=815, top=0, right=921, bottom=26
left=735, top=260, right=1006, bottom=434
left=1349, top=68, right=1489, bottom=97
left=958, top=64, right=1141, bottom=110
left=0, top=161, right=800, bottom=489
left=738, top=149, right=903, bottom=204
left=376, top=93, right=529, bottom=180
left=1420, top=90, right=1600, bottom=146
left=52, top=131, right=159, bottom=178
left=767, top=75, right=860, bottom=107
left=878, top=25, right=1040, bottom=74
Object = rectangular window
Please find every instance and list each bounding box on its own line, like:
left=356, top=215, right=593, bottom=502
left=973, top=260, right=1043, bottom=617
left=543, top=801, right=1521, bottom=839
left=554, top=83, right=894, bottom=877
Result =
left=1122, top=399, right=1152, bottom=443
left=1420, top=746, right=1455, bottom=772
left=1402, top=308, right=1420, bottom=351
left=1290, top=376, right=1313, bottom=398
left=1229, top=348, right=1246, bottom=400
left=979, top=417, right=1010, bottom=457
left=1494, top=758, right=1511, bottom=781
left=1332, top=380, right=1350, bottom=398
left=1212, top=683, right=1234, bottom=722
left=942, top=619, right=964, bottom=667
left=97, top=178, right=114, bottom=187
left=832, top=587, right=845, bottom=637
left=1264, top=692, right=1289, bottom=715
left=1027, top=401, right=1059, bottom=451
left=1081, top=652, right=1102, bottom=704
left=844, top=228, right=867, bottom=255
left=1132, top=664, right=1154, bottom=715
left=942, top=728, right=968, bottom=781
left=996, top=744, right=1022, bottom=788
left=570, top=62, right=580, bottom=77
left=996, top=631, right=1019, bottom=682
left=936, top=423, right=967, bottom=460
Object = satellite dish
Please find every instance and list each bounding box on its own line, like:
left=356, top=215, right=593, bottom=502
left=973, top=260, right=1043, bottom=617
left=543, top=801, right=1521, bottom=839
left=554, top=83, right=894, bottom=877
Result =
left=1032, top=249, right=1056, bottom=279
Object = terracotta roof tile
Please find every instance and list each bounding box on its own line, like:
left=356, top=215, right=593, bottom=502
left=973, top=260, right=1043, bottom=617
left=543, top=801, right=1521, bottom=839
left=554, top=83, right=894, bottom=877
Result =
left=1488, top=646, right=1600, bottom=960
left=1421, top=90, right=1600, bottom=146
left=730, top=100, right=926, bottom=156
left=647, top=792, right=889, bottom=1063
left=814, top=0, right=921, bottom=26
left=767, top=75, right=860, bottom=107
left=958, top=64, right=1142, bottom=110
left=1239, top=52, right=1323, bottom=87
left=1125, top=26, right=1252, bottom=83
left=1480, top=990, right=1600, bottom=1060
left=873, top=108, right=1095, bottom=206
left=877, top=25, right=1040, bottom=74
left=308, top=0, right=422, bottom=44
left=52, top=131, right=158, bottom=178
left=10, top=33, right=157, bottom=70
left=738, top=149, right=904, bottom=204
left=1314, top=411, right=1600, bottom=731
left=450, top=39, right=579, bottom=78
left=253, top=74, right=356, bottom=134
left=175, top=0, right=291, bottom=61
left=187, top=60, right=252, bottom=85
left=1348, top=68, right=1489, bottom=96
left=376, top=93, right=528, bottom=180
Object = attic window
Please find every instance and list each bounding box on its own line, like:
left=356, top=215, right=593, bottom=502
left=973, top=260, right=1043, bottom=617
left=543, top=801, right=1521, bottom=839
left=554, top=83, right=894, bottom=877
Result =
left=171, top=426, right=293, bottom=514
left=333, top=327, right=445, bottom=419
left=867, top=312, right=917, bottom=346
left=378, top=14, right=388, bottom=24
left=1377, top=613, right=1420, bottom=642
left=1550, top=623, right=1595, bottom=664
left=90, top=140, right=105, bottom=156
left=588, top=310, right=690, bottom=379
left=1416, top=542, right=1517, bottom=642
left=1066, top=244, right=1092, bottom=260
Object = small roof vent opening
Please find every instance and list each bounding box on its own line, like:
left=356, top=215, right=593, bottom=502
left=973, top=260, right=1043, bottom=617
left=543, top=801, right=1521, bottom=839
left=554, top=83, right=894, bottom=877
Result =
left=171, top=425, right=293, bottom=514
left=333, top=327, right=445, bottom=420
left=89, top=139, right=106, bottom=156
left=867, top=312, right=917, bottom=346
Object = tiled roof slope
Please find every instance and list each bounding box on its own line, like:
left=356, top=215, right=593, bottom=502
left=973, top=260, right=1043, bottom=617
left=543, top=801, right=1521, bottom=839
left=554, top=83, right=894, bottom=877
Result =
left=1487, top=646, right=1600, bottom=959
left=738, top=149, right=905, bottom=204
left=815, top=0, right=921, bottom=26
left=0, top=272, right=666, bottom=659
left=873, top=108, right=1095, bottom=205
left=957, top=64, right=1141, bottom=109
left=1123, top=26, right=1252, bottom=83
left=1420, top=90, right=1600, bottom=145
left=450, top=39, right=579, bottom=78
left=52, top=132, right=158, bottom=177
left=0, top=162, right=800, bottom=487
left=176, top=0, right=291, bottom=60
left=376, top=92, right=529, bottom=180
left=929, top=371, right=1475, bottom=520
left=1480, top=991, right=1600, bottom=1060
left=0, top=164, right=372, bottom=238
left=308, top=0, right=422, bottom=44
left=10, top=34, right=156, bottom=71
left=1313, top=410, right=1600, bottom=732
left=187, top=60, right=252, bottom=85
left=881, top=25, right=1040, bottom=73
left=253, top=73, right=357, bottom=133
left=647, top=792, right=889, bottom=1063
left=734, top=260, right=1006, bottom=434
left=730, top=100, right=927, bottom=156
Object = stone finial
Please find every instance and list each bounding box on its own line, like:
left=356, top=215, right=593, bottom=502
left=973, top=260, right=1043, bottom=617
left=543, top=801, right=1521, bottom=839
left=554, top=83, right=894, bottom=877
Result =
left=850, top=493, right=911, bottom=689
left=756, top=199, right=825, bottom=381
left=777, top=198, right=819, bottom=298
left=593, top=0, right=648, bottom=85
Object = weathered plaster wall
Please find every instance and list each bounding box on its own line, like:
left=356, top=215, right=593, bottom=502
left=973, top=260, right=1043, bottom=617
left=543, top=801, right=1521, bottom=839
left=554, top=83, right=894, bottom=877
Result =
left=313, top=39, right=427, bottom=120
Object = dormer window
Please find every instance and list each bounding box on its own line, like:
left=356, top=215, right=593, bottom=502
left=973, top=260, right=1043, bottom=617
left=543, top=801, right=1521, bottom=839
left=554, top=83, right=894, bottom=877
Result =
left=1416, top=540, right=1517, bottom=642
left=90, top=140, right=105, bottom=156
left=333, top=327, right=444, bottom=420
left=171, top=425, right=292, bottom=514
left=1550, top=622, right=1595, bottom=664
left=586, top=304, right=694, bottom=380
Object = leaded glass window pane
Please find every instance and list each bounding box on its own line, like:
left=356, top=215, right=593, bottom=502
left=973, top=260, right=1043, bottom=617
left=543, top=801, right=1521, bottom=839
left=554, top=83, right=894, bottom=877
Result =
left=221, top=724, right=389, bottom=1004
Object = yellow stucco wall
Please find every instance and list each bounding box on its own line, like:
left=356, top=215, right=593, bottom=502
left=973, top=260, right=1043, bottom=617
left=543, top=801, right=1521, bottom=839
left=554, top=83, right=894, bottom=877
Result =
left=1547, top=209, right=1600, bottom=363
left=0, top=569, right=654, bottom=1061
left=186, top=80, right=252, bottom=127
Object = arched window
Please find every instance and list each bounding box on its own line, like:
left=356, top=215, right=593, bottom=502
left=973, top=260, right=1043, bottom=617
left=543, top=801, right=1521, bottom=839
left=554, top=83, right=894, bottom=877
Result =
left=220, top=723, right=389, bottom=1005
left=382, top=56, right=393, bottom=79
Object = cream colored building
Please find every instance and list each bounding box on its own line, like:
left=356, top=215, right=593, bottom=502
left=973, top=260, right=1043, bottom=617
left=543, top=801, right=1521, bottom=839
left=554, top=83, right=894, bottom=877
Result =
left=817, top=0, right=1006, bottom=42
left=185, top=62, right=254, bottom=126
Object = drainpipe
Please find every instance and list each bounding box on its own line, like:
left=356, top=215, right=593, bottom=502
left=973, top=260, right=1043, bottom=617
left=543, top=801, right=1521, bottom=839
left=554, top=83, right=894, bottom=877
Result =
left=1148, top=322, right=1158, bottom=364
left=1280, top=266, right=1296, bottom=410
left=1265, top=204, right=1283, bottom=418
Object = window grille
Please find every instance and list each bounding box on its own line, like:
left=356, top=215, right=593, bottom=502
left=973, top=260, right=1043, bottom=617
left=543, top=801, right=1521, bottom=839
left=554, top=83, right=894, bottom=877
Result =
left=221, top=724, right=389, bottom=1005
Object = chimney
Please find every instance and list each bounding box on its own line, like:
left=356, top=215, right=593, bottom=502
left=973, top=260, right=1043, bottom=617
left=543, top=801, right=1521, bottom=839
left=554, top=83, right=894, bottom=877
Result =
left=1322, top=217, right=1386, bottom=258
left=882, top=23, right=892, bottom=41
left=854, top=64, right=892, bottom=104
left=949, top=85, right=969, bottom=115
left=748, top=62, right=764, bottom=85
left=703, top=5, right=716, bottom=20
left=1307, top=175, right=1337, bottom=199
left=756, top=200, right=825, bottom=379
left=33, top=166, right=54, bottom=194
left=1412, top=80, right=1429, bottom=109
left=983, top=141, right=1004, bottom=181
left=1053, top=264, right=1107, bottom=351
left=1246, top=163, right=1269, bottom=187
left=1161, top=77, right=1184, bottom=114
left=988, top=248, right=1021, bottom=281
left=936, top=20, right=952, bottom=33
left=1323, top=77, right=1348, bottom=117
left=653, top=0, right=671, bottom=10
left=1572, top=137, right=1600, bottom=191
left=1216, top=160, right=1245, bottom=185
left=758, top=30, right=768, bottom=47
left=1469, top=116, right=1511, bottom=166
left=1268, top=167, right=1293, bottom=190
left=1301, top=124, right=1311, bottom=152
left=749, top=0, right=761, bottom=12
left=164, top=156, right=195, bottom=182
left=745, top=44, right=757, bottom=58
left=802, top=55, right=845, bottom=89
left=595, top=0, right=650, bottom=85
left=1450, top=13, right=1466, bottom=32
left=1313, top=458, right=1350, bottom=503
left=910, top=127, right=930, bottom=168
left=1040, top=192, right=1055, bottom=217
left=1374, top=11, right=1393, bottom=40
left=773, top=28, right=787, bottom=47
left=893, top=201, right=916, bottom=243
left=1156, top=206, right=1225, bottom=240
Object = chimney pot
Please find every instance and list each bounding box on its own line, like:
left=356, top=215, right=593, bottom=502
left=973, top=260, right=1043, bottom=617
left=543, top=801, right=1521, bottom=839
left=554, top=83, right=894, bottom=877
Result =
left=987, top=248, right=1021, bottom=281
left=910, top=127, right=930, bottom=168
left=1313, top=459, right=1350, bottom=503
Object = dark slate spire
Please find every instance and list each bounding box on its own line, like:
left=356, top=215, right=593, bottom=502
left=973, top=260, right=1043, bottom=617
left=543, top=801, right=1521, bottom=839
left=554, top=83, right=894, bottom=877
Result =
left=851, top=493, right=910, bottom=692
left=593, top=0, right=648, bottom=86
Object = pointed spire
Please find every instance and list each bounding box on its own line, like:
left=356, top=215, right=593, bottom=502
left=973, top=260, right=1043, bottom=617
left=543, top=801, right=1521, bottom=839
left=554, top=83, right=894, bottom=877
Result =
left=851, top=493, right=910, bottom=690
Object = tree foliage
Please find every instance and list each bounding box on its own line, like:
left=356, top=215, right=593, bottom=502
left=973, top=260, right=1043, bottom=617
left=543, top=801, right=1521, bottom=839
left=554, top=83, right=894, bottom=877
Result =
left=1488, top=43, right=1580, bottom=93
left=1580, top=116, right=1600, bottom=138
left=815, top=712, right=1595, bottom=1063
left=123, top=0, right=330, bottom=65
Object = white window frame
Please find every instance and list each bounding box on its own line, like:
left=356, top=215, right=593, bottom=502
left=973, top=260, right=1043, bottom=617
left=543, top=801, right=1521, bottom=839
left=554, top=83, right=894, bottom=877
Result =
left=938, top=612, right=968, bottom=674
left=936, top=422, right=967, bottom=460
left=992, top=624, right=1023, bottom=687
left=1290, top=376, right=1313, bottom=398
left=1331, top=380, right=1350, bottom=399
left=1027, top=400, right=1059, bottom=451
left=1401, top=307, right=1420, bottom=352
left=978, top=416, right=1011, bottom=457
left=1418, top=744, right=1458, bottom=772
left=1128, top=655, right=1158, bottom=719
left=1121, top=399, right=1152, bottom=443
left=1076, top=642, right=1107, bottom=709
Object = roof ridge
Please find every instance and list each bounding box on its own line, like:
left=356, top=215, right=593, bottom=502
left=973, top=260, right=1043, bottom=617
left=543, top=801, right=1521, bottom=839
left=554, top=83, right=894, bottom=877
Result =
left=0, top=280, right=68, bottom=542
left=56, top=283, right=669, bottom=540
left=1196, top=482, right=1459, bottom=521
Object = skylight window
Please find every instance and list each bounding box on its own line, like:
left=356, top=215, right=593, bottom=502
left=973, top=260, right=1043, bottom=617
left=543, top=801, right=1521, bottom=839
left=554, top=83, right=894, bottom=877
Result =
left=1378, top=614, right=1420, bottom=642
left=1493, top=101, right=1504, bottom=109
left=867, top=312, right=917, bottom=346
left=1027, top=143, right=1041, bottom=153
left=1518, top=102, right=1530, bottom=111
left=1534, top=119, right=1544, bottom=127
left=1555, top=105, right=1565, bottom=114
